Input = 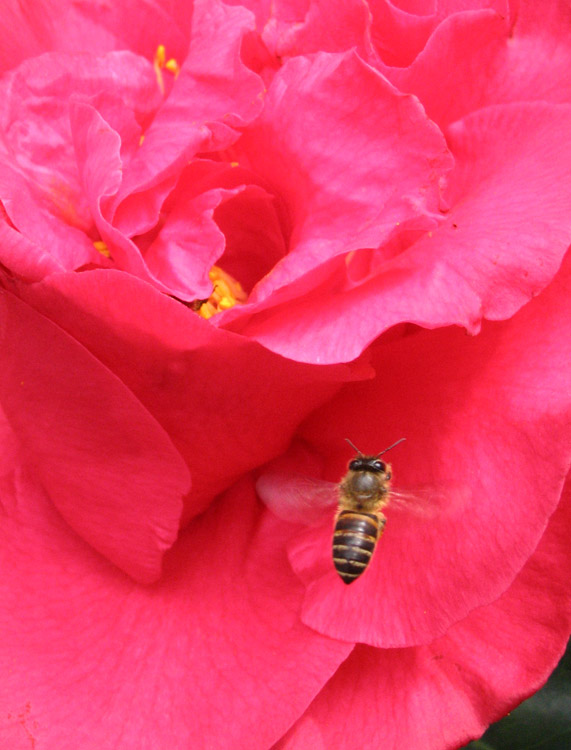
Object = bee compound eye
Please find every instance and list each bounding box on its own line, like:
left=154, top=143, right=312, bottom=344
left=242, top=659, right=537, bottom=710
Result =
left=373, top=461, right=385, bottom=472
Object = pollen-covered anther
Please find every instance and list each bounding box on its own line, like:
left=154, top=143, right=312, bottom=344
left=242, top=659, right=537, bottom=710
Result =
left=93, top=240, right=111, bottom=258
left=196, top=266, right=247, bottom=319
left=165, top=58, right=180, bottom=77
left=154, top=44, right=180, bottom=94
left=198, top=302, right=216, bottom=320
left=155, top=44, right=166, bottom=67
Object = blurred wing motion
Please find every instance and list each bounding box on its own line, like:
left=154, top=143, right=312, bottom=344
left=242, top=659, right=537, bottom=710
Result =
left=384, top=484, right=469, bottom=518
left=256, top=472, right=338, bottom=525
left=257, top=472, right=470, bottom=526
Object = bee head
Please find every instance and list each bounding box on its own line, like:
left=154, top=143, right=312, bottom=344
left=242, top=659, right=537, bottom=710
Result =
left=349, top=457, right=386, bottom=473
left=345, top=437, right=405, bottom=476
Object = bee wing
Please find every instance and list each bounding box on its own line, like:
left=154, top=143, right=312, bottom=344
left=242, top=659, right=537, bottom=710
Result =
left=256, top=472, right=338, bottom=526
left=387, top=482, right=470, bottom=519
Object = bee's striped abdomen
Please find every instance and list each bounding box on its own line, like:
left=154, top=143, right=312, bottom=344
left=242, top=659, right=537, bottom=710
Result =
left=333, top=510, right=385, bottom=584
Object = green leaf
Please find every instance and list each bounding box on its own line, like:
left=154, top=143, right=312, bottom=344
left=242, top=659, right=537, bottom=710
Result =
left=461, top=639, right=571, bottom=750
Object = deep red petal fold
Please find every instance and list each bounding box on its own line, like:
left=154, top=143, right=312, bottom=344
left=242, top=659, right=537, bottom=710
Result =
left=0, top=289, right=190, bottom=582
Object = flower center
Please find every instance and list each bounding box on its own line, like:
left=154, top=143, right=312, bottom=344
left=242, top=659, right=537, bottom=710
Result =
left=193, top=266, right=247, bottom=319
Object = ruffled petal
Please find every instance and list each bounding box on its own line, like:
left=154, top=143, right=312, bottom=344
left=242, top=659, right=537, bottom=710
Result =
left=285, top=250, right=571, bottom=645
left=229, top=103, right=571, bottom=363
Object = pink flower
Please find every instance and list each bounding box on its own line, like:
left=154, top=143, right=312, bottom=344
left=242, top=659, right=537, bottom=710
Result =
left=0, top=1, right=569, bottom=748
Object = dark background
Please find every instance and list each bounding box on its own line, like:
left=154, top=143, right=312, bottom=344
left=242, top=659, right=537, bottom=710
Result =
left=461, top=637, right=571, bottom=750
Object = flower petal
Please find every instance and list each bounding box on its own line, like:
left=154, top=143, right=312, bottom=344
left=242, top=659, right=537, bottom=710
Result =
left=0, top=215, right=65, bottom=281
left=13, top=269, right=358, bottom=522
left=278, top=481, right=571, bottom=750
left=0, top=50, right=161, bottom=278
left=0, top=0, right=192, bottom=74
left=142, top=161, right=284, bottom=299
left=287, top=250, right=571, bottom=645
left=0, top=289, right=189, bottom=582
left=263, top=0, right=374, bottom=61
left=382, top=1, right=571, bottom=129
left=236, top=49, right=452, bottom=299
left=110, top=0, right=264, bottom=235
left=0, top=460, right=351, bottom=749
left=230, top=103, right=571, bottom=363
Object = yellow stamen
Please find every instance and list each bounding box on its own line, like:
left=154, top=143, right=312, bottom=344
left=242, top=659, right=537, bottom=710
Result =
left=154, top=45, right=180, bottom=94
left=155, top=44, right=166, bottom=67
left=165, top=59, right=180, bottom=77
left=94, top=240, right=111, bottom=258
left=198, top=302, right=215, bottom=319
left=213, top=279, right=231, bottom=298
left=194, top=266, right=247, bottom=318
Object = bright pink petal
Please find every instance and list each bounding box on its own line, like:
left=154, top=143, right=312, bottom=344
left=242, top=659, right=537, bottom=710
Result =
left=382, top=1, right=571, bottom=129
left=0, top=51, right=160, bottom=204
left=260, top=1, right=509, bottom=69
left=139, top=159, right=283, bottom=299
left=282, top=250, right=571, bottom=646
left=369, top=0, right=440, bottom=67
left=262, top=0, right=374, bottom=60
left=69, top=99, right=158, bottom=284
left=0, top=156, right=99, bottom=273
left=0, top=51, right=161, bottom=277
left=69, top=96, right=218, bottom=297
left=0, top=0, right=110, bottom=73
left=0, top=289, right=190, bottom=583
left=13, top=270, right=357, bottom=522
left=368, top=0, right=509, bottom=68
left=0, top=210, right=66, bottom=280
left=134, top=157, right=286, bottom=298
left=0, top=461, right=351, bottom=749
left=70, top=0, right=193, bottom=62
left=214, top=179, right=287, bottom=295
left=440, top=102, right=571, bottom=320
left=278, top=483, right=571, bottom=749
left=0, top=0, right=192, bottom=74
left=110, top=0, right=264, bottom=235
left=144, top=183, right=229, bottom=298
left=227, top=102, right=571, bottom=363
left=234, top=49, right=452, bottom=299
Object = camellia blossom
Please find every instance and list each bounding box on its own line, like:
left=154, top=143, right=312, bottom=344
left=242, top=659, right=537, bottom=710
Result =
left=0, top=1, right=570, bottom=749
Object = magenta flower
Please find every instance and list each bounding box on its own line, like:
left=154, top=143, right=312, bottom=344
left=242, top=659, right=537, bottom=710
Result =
left=0, top=1, right=569, bottom=748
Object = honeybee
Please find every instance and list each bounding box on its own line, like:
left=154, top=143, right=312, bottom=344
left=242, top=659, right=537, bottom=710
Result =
left=333, top=438, right=405, bottom=584
left=256, top=438, right=467, bottom=585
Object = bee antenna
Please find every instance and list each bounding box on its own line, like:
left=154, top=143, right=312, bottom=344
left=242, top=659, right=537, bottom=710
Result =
left=345, top=438, right=363, bottom=456
left=375, top=437, right=406, bottom=458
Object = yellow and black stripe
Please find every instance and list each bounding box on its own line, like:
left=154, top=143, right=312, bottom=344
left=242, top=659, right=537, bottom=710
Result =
left=332, top=510, right=385, bottom=584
